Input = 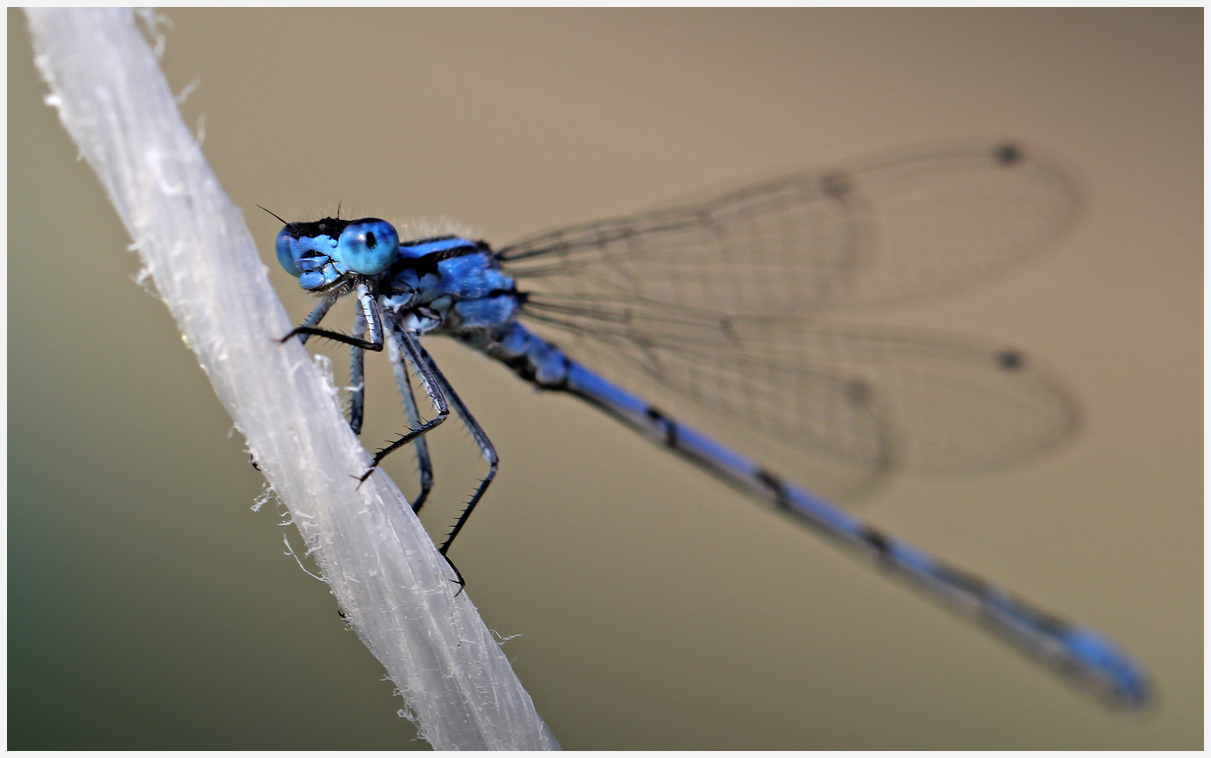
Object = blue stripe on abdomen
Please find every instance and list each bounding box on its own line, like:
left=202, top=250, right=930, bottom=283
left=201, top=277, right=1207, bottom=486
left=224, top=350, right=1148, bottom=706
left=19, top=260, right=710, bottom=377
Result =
left=481, top=323, right=1150, bottom=708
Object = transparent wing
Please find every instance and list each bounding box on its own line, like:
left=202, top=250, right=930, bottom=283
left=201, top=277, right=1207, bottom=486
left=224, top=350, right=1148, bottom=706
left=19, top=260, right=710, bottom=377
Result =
left=521, top=297, right=1079, bottom=500
left=502, top=141, right=1081, bottom=499
left=499, top=140, right=1080, bottom=314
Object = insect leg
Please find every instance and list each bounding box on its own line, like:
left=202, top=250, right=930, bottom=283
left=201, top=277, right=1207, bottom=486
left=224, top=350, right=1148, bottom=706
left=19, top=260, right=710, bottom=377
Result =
left=348, top=307, right=366, bottom=435
left=385, top=320, right=435, bottom=513
left=292, top=294, right=338, bottom=346
left=284, top=283, right=384, bottom=352
left=416, top=343, right=498, bottom=558
left=359, top=323, right=448, bottom=482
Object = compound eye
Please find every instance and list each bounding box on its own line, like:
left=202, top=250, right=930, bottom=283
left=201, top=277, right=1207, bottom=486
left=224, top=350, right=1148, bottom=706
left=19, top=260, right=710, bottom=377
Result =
left=338, top=218, right=399, bottom=275
left=275, top=226, right=303, bottom=277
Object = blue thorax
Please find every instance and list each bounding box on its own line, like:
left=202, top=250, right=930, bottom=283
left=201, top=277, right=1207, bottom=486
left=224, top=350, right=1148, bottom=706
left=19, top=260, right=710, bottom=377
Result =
left=276, top=217, right=519, bottom=335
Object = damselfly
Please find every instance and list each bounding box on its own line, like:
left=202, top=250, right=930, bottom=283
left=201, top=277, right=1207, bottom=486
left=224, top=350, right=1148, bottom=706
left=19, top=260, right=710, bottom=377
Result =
left=270, top=140, right=1149, bottom=709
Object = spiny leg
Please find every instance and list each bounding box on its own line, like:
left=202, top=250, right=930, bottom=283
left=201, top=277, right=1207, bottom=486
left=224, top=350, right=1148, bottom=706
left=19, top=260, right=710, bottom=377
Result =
left=293, top=294, right=338, bottom=346
left=283, top=282, right=385, bottom=352
left=287, top=288, right=369, bottom=430
left=386, top=321, right=435, bottom=513
left=380, top=323, right=464, bottom=592
left=253, top=294, right=340, bottom=470
left=417, top=343, right=499, bottom=558
left=359, top=323, right=449, bottom=484
left=348, top=308, right=367, bottom=435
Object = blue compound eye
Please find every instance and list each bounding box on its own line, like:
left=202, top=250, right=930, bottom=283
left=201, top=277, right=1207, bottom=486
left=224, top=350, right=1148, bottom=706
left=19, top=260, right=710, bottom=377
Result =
left=337, top=218, right=399, bottom=275
left=275, top=226, right=304, bottom=277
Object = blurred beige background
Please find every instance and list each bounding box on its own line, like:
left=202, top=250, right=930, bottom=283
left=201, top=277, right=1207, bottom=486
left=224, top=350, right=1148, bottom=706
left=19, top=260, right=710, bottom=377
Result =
left=9, top=8, right=1200, bottom=750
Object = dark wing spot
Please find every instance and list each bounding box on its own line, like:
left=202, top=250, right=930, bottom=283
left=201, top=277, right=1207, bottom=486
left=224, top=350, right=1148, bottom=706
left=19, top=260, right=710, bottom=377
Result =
left=821, top=171, right=852, bottom=199
left=845, top=378, right=873, bottom=408
left=995, top=143, right=1023, bottom=165
left=997, top=350, right=1024, bottom=371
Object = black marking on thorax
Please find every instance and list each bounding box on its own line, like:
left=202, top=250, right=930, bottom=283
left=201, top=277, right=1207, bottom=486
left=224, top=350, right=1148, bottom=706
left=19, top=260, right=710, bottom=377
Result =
left=392, top=236, right=494, bottom=279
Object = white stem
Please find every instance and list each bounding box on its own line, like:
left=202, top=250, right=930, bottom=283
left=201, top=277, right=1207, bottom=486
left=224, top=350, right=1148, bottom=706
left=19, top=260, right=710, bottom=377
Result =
left=24, top=8, right=558, bottom=750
